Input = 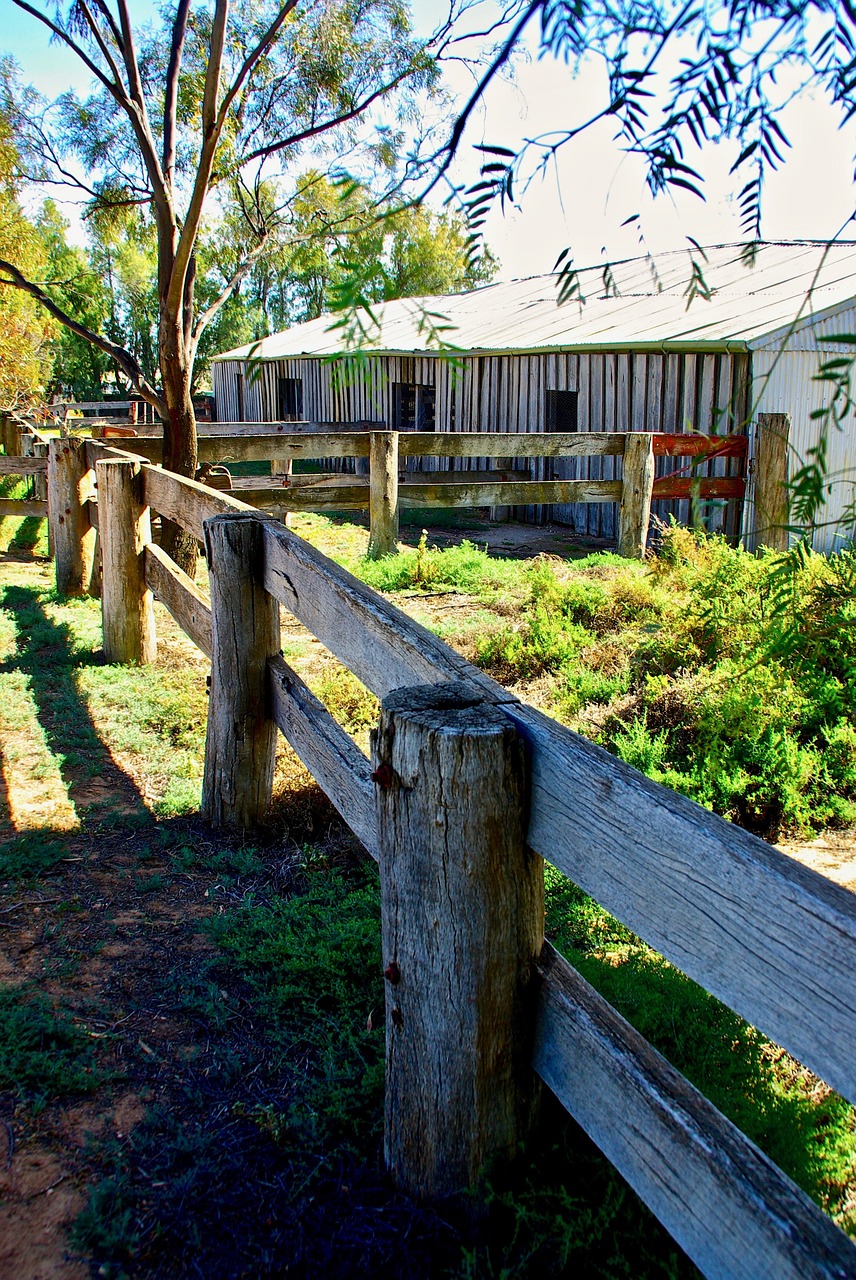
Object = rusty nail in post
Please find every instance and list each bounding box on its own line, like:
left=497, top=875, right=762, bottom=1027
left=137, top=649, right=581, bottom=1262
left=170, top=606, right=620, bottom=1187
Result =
left=371, top=762, right=394, bottom=789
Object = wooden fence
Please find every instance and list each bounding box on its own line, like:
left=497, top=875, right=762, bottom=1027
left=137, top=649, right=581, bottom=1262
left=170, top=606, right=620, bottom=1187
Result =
left=0, top=417, right=49, bottom=519
left=1, top=409, right=795, bottom=556
left=22, top=434, right=855, bottom=1278
left=93, top=423, right=759, bottom=557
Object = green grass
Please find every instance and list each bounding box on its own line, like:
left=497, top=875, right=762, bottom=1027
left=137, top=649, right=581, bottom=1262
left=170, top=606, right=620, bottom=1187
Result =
left=0, top=985, right=99, bottom=1110
left=0, top=475, right=49, bottom=556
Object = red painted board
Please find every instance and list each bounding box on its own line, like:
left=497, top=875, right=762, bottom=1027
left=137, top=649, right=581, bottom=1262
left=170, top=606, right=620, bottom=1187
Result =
left=652, top=434, right=748, bottom=458
left=652, top=477, right=746, bottom=499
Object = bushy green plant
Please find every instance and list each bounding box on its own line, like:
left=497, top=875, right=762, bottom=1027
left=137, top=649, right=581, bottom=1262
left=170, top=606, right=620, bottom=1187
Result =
left=355, top=534, right=520, bottom=594
left=0, top=986, right=98, bottom=1108
left=209, top=864, right=384, bottom=1148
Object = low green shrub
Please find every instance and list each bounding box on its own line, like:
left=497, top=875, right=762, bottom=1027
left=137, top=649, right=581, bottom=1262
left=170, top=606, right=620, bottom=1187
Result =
left=0, top=986, right=99, bottom=1108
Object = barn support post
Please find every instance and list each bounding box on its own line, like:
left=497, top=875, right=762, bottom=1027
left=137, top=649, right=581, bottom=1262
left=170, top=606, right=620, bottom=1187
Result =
left=752, top=413, right=790, bottom=552
left=618, top=432, right=655, bottom=558
left=368, top=429, right=399, bottom=559
left=372, top=681, right=544, bottom=1199
left=48, top=438, right=97, bottom=597
left=201, top=512, right=280, bottom=829
left=95, top=457, right=157, bottom=664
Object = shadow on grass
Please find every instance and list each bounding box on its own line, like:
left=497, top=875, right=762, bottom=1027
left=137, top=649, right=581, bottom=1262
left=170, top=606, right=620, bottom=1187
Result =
left=7, top=516, right=46, bottom=554
left=0, top=584, right=150, bottom=872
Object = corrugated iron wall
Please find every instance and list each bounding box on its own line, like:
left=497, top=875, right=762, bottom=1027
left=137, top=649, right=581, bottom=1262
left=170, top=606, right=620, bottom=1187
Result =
left=750, top=348, right=856, bottom=552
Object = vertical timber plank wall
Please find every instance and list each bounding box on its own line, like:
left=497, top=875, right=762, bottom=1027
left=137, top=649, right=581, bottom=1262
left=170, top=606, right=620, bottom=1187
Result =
left=210, top=349, right=748, bottom=533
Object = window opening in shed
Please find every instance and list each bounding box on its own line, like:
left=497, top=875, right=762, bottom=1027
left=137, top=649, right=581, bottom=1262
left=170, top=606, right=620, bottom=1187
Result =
left=546, top=389, right=579, bottom=432
left=237, top=370, right=246, bottom=422
left=278, top=377, right=304, bottom=421
left=392, top=382, right=436, bottom=431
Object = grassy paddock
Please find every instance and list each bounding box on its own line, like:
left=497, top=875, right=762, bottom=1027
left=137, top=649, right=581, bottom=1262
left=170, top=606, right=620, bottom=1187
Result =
left=0, top=507, right=854, bottom=1276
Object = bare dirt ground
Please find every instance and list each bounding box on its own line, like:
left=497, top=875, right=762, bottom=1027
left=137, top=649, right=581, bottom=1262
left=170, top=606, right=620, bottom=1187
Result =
left=1, top=526, right=854, bottom=1278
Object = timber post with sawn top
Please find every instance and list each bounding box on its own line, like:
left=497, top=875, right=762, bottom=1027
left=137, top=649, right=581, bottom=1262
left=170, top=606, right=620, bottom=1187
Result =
left=372, top=681, right=544, bottom=1197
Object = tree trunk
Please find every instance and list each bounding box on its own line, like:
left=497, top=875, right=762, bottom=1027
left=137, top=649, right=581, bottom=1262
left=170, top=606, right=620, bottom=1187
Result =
left=159, top=312, right=199, bottom=575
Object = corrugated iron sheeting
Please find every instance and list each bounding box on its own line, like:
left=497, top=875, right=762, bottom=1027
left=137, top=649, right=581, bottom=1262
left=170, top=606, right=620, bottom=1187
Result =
left=214, top=242, right=856, bottom=363
left=752, top=349, right=856, bottom=552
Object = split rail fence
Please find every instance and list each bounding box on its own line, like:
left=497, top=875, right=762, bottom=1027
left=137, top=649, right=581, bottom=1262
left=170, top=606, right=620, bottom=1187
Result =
left=0, top=417, right=49, bottom=520
left=20, top=434, right=855, bottom=1278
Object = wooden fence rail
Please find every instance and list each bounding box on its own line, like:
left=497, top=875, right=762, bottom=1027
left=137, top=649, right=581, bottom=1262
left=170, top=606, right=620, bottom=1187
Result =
left=31, top=436, right=855, bottom=1279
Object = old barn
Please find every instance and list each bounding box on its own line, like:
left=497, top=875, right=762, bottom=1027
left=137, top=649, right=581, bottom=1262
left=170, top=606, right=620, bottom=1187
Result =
left=211, top=241, right=856, bottom=549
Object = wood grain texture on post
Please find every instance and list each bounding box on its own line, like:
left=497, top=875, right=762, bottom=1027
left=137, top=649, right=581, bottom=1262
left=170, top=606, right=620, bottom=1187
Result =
left=96, top=457, right=156, bottom=664
left=48, top=438, right=98, bottom=597
left=753, top=413, right=790, bottom=552
left=372, top=681, right=544, bottom=1199
left=202, top=513, right=280, bottom=829
left=617, top=432, right=655, bottom=558
left=367, top=429, right=399, bottom=559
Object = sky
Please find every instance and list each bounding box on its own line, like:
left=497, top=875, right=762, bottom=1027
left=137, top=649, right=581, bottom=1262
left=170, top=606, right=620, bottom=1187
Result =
left=4, top=0, right=856, bottom=280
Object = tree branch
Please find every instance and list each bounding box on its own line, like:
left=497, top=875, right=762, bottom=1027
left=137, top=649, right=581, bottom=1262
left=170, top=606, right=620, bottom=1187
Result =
left=113, top=0, right=170, bottom=207
left=166, top=0, right=229, bottom=316
left=10, top=0, right=120, bottom=99
left=75, top=0, right=127, bottom=96
left=428, top=0, right=544, bottom=189
left=0, top=259, right=167, bottom=416
left=163, top=0, right=193, bottom=183
left=240, top=67, right=421, bottom=166
left=215, top=0, right=299, bottom=133
left=190, top=235, right=272, bottom=355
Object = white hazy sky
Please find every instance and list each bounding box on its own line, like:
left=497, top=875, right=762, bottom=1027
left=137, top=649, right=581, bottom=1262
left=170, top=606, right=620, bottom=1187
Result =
left=4, top=0, right=856, bottom=278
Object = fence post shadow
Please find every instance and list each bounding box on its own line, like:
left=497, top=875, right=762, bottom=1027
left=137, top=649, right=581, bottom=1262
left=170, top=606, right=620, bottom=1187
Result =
left=0, top=584, right=150, bottom=832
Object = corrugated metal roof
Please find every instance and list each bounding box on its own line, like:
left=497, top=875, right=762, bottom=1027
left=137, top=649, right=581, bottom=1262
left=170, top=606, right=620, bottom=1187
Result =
left=214, top=241, right=856, bottom=362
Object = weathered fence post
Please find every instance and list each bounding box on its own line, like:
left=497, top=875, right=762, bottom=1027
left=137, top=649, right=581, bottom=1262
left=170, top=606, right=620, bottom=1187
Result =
left=32, top=439, right=48, bottom=503
left=490, top=453, right=514, bottom=522
left=372, top=681, right=544, bottom=1199
left=618, top=431, right=655, bottom=558
left=4, top=415, right=23, bottom=456
left=752, top=412, right=790, bottom=552
left=95, top=457, right=157, bottom=664
left=367, top=429, right=399, bottom=559
left=48, top=438, right=98, bottom=597
left=202, top=512, right=280, bottom=829
left=270, top=454, right=293, bottom=527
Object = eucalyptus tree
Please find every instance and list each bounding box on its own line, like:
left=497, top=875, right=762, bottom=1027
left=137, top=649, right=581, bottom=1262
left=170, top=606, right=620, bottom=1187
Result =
left=230, top=171, right=499, bottom=333
left=0, top=0, right=441, bottom=567
left=0, top=99, right=55, bottom=408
